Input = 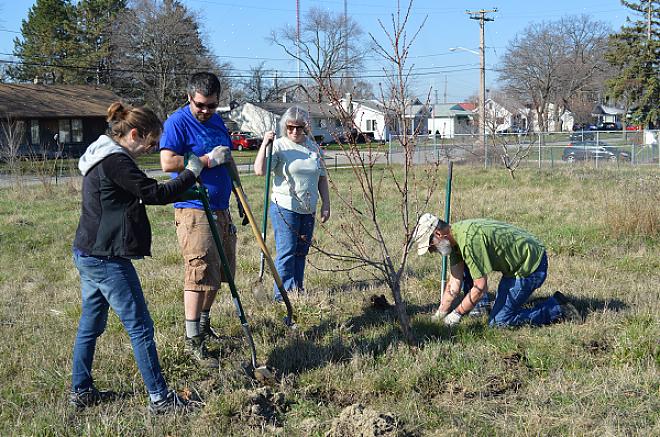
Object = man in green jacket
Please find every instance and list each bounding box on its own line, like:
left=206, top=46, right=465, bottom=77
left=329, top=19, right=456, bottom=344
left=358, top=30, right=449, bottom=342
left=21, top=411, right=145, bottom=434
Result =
left=412, top=214, right=581, bottom=327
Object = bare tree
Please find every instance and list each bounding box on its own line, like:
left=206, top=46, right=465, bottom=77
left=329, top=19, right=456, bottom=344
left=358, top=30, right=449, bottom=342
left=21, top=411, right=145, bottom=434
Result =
left=109, top=0, right=229, bottom=117
left=498, top=15, right=610, bottom=133
left=0, top=116, right=26, bottom=183
left=242, top=62, right=280, bottom=103
left=269, top=6, right=366, bottom=103
left=289, top=1, right=435, bottom=343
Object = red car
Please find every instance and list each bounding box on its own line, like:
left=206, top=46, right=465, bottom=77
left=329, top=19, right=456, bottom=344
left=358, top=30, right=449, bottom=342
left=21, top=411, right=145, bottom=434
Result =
left=230, top=133, right=259, bottom=151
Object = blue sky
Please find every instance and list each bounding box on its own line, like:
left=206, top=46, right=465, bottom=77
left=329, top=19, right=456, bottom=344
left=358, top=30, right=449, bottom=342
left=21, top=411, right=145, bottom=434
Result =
left=0, top=0, right=636, bottom=101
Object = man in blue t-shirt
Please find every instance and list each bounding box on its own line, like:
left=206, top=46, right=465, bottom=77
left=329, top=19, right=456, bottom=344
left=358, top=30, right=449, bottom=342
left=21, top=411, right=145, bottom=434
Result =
left=160, top=72, right=240, bottom=368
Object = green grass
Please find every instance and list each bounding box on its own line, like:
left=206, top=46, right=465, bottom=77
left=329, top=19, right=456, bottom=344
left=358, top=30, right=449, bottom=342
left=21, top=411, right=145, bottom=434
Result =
left=0, top=165, right=658, bottom=435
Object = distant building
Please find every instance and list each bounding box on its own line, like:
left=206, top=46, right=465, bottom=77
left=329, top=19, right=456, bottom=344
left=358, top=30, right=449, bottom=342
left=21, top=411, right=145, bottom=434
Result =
left=0, top=83, right=120, bottom=158
left=229, top=101, right=340, bottom=144
left=427, top=103, right=474, bottom=138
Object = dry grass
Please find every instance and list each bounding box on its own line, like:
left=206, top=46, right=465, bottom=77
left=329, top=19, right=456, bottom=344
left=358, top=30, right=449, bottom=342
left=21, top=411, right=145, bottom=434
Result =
left=0, top=164, right=658, bottom=435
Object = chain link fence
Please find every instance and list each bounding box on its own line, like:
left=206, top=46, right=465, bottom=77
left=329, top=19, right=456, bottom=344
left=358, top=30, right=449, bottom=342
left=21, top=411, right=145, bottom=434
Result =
left=383, top=129, right=660, bottom=169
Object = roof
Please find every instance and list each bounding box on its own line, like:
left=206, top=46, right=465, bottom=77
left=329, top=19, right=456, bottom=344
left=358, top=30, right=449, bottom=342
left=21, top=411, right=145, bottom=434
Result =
left=457, top=102, right=476, bottom=111
left=0, top=84, right=120, bottom=118
left=592, top=104, right=626, bottom=116
left=430, top=103, right=473, bottom=118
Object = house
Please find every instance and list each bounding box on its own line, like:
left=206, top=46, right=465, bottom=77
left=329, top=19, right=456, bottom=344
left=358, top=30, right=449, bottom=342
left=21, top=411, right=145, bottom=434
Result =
left=427, top=103, right=474, bottom=138
left=484, top=98, right=530, bottom=133
left=228, top=101, right=341, bottom=143
left=591, top=104, right=626, bottom=125
left=341, top=98, right=388, bottom=141
left=339, top=97, right=430, bottom=141
left=0, top=83, right=120, bottom=158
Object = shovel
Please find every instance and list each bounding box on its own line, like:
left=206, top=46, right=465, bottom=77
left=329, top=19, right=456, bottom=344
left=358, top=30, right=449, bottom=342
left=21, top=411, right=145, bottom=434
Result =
left=258, top=137, right=274, bottom=280
left=181, top=170, right=274, bottom=382
left=224, top=162, right=296, bottom=329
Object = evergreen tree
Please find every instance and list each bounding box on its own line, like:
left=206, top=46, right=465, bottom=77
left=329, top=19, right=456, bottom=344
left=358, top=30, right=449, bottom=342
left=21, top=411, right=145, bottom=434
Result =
left=10, top=0, right=75, bottom=83
left=71, top=0, right=127, bottom=85
left=606, top=0, right=660, bottom=127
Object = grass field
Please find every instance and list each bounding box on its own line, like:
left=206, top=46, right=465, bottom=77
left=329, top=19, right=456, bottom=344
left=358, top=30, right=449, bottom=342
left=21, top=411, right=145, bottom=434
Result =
left=0, top=164, right=658, bottom=435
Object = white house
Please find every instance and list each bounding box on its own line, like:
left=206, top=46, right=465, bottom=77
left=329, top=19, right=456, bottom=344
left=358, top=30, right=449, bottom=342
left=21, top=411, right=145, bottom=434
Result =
left=339, top=97, right=430, bottom=140
left=228, top=102, right=340, bottom=143
left=427, top=103, right=474, bottom=138
left=341, top=98, right=388, bottom=141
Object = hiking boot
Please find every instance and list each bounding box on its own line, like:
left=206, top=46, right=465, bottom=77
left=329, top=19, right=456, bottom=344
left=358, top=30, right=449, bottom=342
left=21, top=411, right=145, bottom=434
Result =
left=69, top=386, right=117, bottom=410
left=185, top=335, right=219, bottom=368
left=553, top=291, right=583, bottom=323
left=200, top=324, right=223, bottom=346
left=148, top=390, right=193, bottom=415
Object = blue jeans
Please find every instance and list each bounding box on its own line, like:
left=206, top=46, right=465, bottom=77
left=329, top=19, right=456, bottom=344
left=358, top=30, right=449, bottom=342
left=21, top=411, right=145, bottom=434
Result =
left=488, top=252, right=562, bottom=327
left=71, top=253, right=168, bottom=400
left=269, top=203, right=315, bottom=301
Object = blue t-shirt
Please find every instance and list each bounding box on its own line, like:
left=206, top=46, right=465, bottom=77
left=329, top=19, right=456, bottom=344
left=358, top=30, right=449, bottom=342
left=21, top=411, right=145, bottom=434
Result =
left=160, top=105, right=232, bottom=211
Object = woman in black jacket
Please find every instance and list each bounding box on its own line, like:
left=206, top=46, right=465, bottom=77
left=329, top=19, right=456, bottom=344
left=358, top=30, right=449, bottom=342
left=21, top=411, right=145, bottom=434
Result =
left=70, top=101, right=203, bottom=414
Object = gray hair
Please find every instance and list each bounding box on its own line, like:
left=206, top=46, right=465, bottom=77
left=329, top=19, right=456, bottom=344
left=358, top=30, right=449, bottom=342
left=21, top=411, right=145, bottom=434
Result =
left=278, top=106, right=310, bottom=138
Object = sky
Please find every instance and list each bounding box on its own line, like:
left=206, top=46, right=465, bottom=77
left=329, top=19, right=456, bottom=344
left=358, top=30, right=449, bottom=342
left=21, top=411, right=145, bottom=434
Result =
left=0, top=0, right=638, bottom=102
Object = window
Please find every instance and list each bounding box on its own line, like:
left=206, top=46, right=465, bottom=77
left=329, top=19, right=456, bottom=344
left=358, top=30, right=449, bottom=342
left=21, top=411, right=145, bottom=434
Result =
left=71, top=119, right=83, bottom=143
left=30, top=120, right=39, bottom=145
left=366, top=120, right=377, bottom=131
left=58, top=119, right=83, bottom=143
left=58, top=119, right=71, bottom=143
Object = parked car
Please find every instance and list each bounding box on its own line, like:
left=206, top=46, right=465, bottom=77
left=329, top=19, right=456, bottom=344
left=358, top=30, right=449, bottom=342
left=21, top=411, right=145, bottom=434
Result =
left=562, top=141, right=630, bottom=162
left=595, top=122, right=622, bottom=131
left=230, top=133, right=260, bottom=151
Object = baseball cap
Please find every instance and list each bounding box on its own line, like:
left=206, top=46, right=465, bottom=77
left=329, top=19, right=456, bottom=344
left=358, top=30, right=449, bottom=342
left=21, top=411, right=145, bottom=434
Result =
left=412, top=213, right=440, bottom=255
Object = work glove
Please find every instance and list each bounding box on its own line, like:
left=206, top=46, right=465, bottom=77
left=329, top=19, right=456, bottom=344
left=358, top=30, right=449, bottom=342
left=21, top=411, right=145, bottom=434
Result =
left=185, top=153, right=204, bottom=178
left=443, top=310, right=462, bottom=327
left=431, top=308, right=448, bottom=322
left=205, top=145, right=231, bottom=168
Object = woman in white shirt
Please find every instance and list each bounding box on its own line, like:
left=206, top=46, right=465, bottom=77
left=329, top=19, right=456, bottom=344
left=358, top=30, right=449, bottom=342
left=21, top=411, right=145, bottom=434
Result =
left=254, top=106, right=330, bottom=301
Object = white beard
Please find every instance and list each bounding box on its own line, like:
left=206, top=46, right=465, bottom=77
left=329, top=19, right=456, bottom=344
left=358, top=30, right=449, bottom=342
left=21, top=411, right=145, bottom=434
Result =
left=437, top=239, right=452, bottom=256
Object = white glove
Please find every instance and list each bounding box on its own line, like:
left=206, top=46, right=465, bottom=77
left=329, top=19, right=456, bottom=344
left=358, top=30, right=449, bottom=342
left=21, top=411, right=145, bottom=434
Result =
left=185, top=154, right=203, bottom=177
left=443, top=310, right=462, bottom=327
left=431, top=308, right=448, bottom=322
left=205, top=145, right=231, bottom=168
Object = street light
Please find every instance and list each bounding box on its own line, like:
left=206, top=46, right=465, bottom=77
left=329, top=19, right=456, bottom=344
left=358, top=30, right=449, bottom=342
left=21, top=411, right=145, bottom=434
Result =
left=449, top=45, right=488, bottom=168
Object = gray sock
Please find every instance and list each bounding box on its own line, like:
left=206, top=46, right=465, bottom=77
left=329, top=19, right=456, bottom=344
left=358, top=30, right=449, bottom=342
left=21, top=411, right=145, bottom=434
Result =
left=185, top=319, right=200, bottom=338
left=199, top=310, right=210, bottom=332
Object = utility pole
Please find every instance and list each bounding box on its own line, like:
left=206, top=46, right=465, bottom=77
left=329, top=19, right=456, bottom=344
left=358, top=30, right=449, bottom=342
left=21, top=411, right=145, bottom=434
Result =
left=296, top=0, right=301, bottom=90
left=444, top=75, right=448, bottom=104
left=467, top=8, right=497, bottom=168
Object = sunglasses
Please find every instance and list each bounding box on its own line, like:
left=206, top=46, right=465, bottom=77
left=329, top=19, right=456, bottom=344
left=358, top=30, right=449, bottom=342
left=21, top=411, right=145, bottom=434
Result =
left=286, top=125, right=305, bottom=132
left=190, top=99, right=219, bottom=111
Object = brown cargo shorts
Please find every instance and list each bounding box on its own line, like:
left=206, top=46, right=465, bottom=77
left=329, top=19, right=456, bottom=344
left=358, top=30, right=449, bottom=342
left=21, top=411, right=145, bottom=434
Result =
left=175, top=208, right=237, bottom=292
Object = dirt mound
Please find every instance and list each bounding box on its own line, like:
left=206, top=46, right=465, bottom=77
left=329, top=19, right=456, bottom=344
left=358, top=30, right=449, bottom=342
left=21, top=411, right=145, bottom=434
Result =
left=242, top=386, right=288, bottom=427
left=326, top=403, right=412, bottom=437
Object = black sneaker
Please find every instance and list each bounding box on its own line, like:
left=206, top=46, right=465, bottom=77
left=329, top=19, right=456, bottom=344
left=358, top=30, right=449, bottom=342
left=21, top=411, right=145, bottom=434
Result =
left=148, top=390, right=192, bottom=415
left=553, top=291, right=583, bottom=323
left=185, top=335, right=219, bottom=368
left=69, top=386, right=117, bottom=410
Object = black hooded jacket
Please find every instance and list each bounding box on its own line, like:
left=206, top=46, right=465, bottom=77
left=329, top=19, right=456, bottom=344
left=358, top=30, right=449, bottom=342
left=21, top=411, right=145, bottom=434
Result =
left=73, top=135, right=196, bottom=257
